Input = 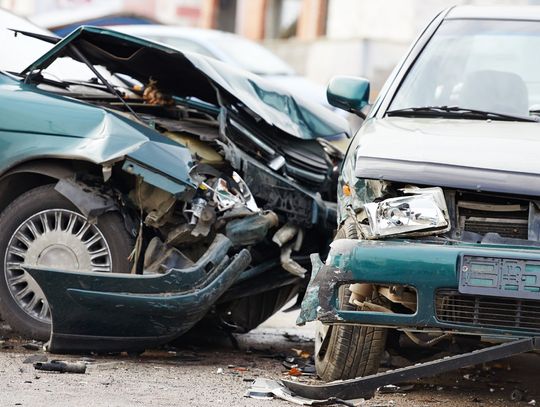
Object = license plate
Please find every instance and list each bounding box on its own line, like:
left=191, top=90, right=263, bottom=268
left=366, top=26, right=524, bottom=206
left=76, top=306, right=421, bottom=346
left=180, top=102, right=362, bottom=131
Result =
left=459, top=255, right=540, bottom=300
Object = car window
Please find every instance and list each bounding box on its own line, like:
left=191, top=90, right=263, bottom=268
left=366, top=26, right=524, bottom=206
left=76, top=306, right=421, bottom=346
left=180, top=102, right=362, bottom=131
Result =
left=390, top=19, right=540, bottom=117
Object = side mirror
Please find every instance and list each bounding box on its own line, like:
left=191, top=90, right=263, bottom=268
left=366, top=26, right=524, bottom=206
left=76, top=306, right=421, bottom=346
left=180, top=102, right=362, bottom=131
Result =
left=327, top=76, right=370, bottom=118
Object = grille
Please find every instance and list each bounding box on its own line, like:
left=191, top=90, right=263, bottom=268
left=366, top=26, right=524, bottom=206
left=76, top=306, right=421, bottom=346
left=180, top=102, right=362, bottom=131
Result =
left=226, top=116, right=330, bottom=190
left=457, top=200, right=529, bottom=239
left=436, top=289, right=540, bottom=333
left=281, top=142, right=330, bottom=188
left=463, top=219, right=528, bottom=239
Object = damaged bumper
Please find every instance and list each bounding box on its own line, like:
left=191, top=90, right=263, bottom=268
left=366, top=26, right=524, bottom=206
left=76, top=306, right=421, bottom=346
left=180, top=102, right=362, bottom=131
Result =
left=299, top=240, right=540, bottom=338
left=25, top=234, right=251, bottom=353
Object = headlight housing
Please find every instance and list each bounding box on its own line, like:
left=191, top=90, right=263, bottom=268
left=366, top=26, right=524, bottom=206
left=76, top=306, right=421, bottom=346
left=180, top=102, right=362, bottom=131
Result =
left=364, top=187, right=449, bottom=238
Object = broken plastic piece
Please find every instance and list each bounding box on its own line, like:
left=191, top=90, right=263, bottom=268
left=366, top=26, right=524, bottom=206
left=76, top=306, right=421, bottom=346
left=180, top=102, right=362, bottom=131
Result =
left=280, top=244, right=308, bottom=277
left=272, top=223, right=299, bottom=247
left=288, top=367, right=302, bottom=376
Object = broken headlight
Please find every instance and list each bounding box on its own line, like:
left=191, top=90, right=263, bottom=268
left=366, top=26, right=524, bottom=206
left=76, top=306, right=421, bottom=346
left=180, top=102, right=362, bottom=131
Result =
left=364, top=187, right=449, bottom=238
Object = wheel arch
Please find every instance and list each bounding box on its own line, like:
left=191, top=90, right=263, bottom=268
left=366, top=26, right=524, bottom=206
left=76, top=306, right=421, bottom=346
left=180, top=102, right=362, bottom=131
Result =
left=0, top=159, right=103, bottom=215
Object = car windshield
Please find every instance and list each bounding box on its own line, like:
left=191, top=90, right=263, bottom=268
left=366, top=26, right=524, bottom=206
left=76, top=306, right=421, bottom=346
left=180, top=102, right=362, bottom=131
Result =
left=390, top=19, right=540, bottom=119
left=211, top=34, right=295, bottom=76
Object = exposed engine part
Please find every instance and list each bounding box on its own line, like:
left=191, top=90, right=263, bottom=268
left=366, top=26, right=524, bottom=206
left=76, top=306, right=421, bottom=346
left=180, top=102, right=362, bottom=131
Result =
left=165, top=132, right=223, bottom=165
left=349, top=284, right=417, bottom=312
left=349, top=283, right=374, bottom=304
left=128, top=181, right=176, bottom=228
left=217, top=206, right=255, bottom=222
left=280, top=243, right=308, bottom=278
left=191, top=204, right=216, bottom=237
left=378, top=286, right=417, bottom=312
left=242, top=161, right=315, bottom=226
left=201, top=172, right=260, bottom=213
left=268, top=156, right=286, bottom=171
left=144, top=236, right=194, bottom=273
left=217, top=134, right=330, bottom=226
left=232, top=172, right=259, bottom=212
left=187, top=197, right=207, bottom=225
left=102, top=165, right=112, bottom=182
left=215, top=178, right=239, bottom=211
left=293, top=228, right=304, bottom=252
left=272, top=222, right=307, bottom=277
left=351, top=299, right=393, bottom=313
left=272, top=223, right=299, bottom=247
left=403, top=331, right=451, bottom=347
left=225, top=211, right=278, bottom=246
left=166, top=223, right=197, bottom=246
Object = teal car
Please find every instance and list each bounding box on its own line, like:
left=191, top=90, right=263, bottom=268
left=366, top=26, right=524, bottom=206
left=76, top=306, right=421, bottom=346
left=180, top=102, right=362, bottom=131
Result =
left=300, top=6, right=540, bottom=381
left=0, top=25, right=349, bottom=352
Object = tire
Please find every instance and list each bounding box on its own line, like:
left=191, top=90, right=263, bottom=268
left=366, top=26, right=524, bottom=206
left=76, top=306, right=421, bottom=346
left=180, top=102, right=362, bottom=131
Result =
left=0, top=184, right=132, bottom=340
left=221, top=283, right=299, bottom=333
left=315, top=220, right=387, bottom=381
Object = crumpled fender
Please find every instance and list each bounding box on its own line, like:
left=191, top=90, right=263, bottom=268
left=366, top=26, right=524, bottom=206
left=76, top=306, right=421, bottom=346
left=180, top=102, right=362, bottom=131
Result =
left=25, top=234, right=251, bottom=354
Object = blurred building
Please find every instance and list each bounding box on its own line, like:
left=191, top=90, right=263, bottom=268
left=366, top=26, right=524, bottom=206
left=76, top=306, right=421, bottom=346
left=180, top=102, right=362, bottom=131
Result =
left=2, top=0, right=539, bottom=95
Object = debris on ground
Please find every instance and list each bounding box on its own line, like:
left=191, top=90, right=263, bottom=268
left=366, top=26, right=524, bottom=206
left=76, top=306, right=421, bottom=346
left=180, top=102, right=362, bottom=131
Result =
left=283, top=353, right=316, bottom=376
left=510, top=389, right=526, bottom=402
left=288, top=367, right=303, bottom=376
left=21, top=341, right=43, bottom=351
left=283, top=333, right=312, bottom=343
left=228, top=365, right=249, bottom=372
left=377, top=384, right=415, bottom=394
left=33, top=360, right=87, bottom=374
left=292, top=348, right=311, bottom=359
left=246, top=378, right=357, bottom=406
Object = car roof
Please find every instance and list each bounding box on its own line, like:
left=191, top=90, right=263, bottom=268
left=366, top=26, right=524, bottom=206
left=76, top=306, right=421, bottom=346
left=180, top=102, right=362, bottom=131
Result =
left=108, top=24, right=231, bottom=41
left=446, top=5, right=540, bottom=21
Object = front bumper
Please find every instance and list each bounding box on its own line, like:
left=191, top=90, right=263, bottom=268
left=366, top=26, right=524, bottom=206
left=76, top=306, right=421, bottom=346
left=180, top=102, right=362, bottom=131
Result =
left=26, top=234, right=251, bottom=354
left=299, top=240, right=540, bottom=338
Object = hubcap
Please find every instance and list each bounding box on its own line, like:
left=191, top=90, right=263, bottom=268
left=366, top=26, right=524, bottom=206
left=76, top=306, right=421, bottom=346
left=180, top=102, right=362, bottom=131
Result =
left=4, top=209, right=112, bottom=323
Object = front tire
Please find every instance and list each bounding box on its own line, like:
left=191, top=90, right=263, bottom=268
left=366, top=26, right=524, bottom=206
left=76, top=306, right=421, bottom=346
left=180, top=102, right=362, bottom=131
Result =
left=315, top=221, right=387, bottom=381
left=0, top=184, right=132, bottom=340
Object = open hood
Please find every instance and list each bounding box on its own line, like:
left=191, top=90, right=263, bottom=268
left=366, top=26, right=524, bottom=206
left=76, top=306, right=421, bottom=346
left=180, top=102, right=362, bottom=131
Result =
left=22, top=26, right=349, bottom=140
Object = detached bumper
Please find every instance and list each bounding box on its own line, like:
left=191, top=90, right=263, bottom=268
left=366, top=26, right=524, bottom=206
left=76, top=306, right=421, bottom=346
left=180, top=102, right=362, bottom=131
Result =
left=26, top=234, right=251, bottom=354
left=299, top=240, right=540, bottom=338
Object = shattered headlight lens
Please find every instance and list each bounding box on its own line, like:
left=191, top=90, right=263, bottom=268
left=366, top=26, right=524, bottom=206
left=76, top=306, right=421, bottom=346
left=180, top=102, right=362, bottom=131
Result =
left=364, top=187, right=449, bottom=238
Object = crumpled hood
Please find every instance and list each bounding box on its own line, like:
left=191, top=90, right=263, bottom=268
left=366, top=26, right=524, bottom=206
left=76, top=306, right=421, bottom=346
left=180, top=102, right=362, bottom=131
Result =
left=355, top=117, right=540, bottom=196
left=23, top=26, right=349, bottom=140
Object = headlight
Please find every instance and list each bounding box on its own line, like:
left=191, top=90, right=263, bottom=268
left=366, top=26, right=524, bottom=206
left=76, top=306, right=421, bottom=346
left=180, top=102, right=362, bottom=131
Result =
left=364, top=187, right=449, bottom=238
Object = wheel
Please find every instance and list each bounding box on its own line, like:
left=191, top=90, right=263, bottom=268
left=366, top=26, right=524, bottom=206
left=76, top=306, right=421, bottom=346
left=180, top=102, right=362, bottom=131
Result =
left=315, top=221, right=387, bottom=381
left=0, top=184, right=132, bottom=340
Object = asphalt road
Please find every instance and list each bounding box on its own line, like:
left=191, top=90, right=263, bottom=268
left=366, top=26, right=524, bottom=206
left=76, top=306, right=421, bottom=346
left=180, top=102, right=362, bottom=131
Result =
left=1, top=310, right=540, bottom=407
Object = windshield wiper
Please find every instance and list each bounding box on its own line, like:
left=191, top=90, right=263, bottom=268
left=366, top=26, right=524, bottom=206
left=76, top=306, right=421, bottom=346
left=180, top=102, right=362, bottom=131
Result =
left=387, top=105, right=538, bottom=122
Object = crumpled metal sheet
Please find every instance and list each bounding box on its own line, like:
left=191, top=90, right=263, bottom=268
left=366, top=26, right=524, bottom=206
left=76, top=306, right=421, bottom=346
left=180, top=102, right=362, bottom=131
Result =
left=22, top=26, right=350, bottom=141
left=246, top=378, right=356, bottom=406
